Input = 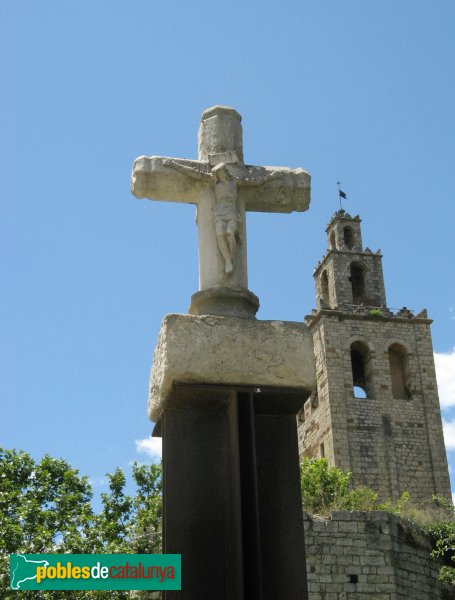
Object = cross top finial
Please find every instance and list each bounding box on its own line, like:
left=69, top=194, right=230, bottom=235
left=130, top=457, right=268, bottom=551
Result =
left=198, top=105, right=244, bottom=166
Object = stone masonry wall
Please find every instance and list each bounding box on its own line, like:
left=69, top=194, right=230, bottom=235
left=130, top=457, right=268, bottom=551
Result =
left=298, top=318, right=335, bottom=462
left=304, top=510, right=452, bottom=600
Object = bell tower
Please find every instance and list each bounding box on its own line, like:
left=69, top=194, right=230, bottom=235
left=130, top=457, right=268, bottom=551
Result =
left=300, top=210, right=451, bottom=503
left=315, top=211, right=386, bottom=310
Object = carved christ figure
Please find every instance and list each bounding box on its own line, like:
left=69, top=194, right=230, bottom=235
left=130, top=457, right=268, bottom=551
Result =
left=162, top=159, right=287, bottom=274
left=212, top=163, right=239, bottom=274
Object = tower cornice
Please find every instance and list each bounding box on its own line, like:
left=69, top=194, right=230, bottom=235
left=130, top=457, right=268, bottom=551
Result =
left=313, top=248, right=383, bottom=277
left=304, top=306, right=432, bottom=328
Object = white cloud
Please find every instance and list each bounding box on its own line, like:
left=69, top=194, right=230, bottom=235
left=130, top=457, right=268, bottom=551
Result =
left=435, top=349, right=455, bottom=409
left=88, top=477, right=107, bottom=487
left=135, top=437, right=162, bottom=462
left=443, top=420, right=455, bottom=451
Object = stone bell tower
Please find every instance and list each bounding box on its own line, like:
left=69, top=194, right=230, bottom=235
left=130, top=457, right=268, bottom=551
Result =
left=299, top=209, right=451, bottom=503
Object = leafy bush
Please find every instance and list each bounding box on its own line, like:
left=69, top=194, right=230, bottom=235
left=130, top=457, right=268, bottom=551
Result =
left=300, top=458, right=383, bottom=514
left=427, top=499, right=455, bottom=586
left=340, top=486, right=379, bottom=511
left=300, top=457, right=351, bottom=514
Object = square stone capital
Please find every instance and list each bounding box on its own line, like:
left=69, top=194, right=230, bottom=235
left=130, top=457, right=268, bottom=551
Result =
left=148, top=313, right=316, bottom=422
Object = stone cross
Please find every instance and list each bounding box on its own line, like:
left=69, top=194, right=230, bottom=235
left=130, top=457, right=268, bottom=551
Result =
left=131, top=105, right=311, bottom=318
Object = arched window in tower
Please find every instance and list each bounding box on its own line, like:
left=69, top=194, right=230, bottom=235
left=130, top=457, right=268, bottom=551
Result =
left=388, top=343, right=411, bottom=399
left=343, top=227, right=354, bottom=249
left=350, top=341, right=373, bottom=398
left=329, top=231, right=336, bottom=249
left=321, top=270, right=330, bottom=306
left=350, top=263, right=365, bottom=304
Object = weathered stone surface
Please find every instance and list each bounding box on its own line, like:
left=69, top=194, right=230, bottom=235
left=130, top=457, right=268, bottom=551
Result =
left=148, top=313, right=316, bottom=421
left=188, top=286, right=260, bottom=319
left=198, top=105, right=244, bottom=165
left=131, top=105, right=311, bottom=318
left=304, top=511, right=452, bottom=600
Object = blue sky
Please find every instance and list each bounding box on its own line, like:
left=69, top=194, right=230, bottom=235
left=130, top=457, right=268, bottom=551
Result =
left=1, top=1, right=455, bottom=499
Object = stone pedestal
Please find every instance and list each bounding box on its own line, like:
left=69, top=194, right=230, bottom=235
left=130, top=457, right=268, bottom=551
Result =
left=188, top=287, right=259, bottom=319
left=149, top=314, right=315, bottom=599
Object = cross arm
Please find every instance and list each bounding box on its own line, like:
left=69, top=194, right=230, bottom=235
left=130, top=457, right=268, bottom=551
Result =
left=238, top=166, right=311, bottom=213
left=131, top=155, right=210, bottom=204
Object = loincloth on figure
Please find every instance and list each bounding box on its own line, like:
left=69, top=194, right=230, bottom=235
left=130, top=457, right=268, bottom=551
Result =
left=214, top=205, right=241, bottom=239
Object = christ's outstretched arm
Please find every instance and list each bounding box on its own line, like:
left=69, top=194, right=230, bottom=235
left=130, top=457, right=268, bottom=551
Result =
left=238, top=169, right=288, bottom=187
left=162, top=158, right=212, bottom=181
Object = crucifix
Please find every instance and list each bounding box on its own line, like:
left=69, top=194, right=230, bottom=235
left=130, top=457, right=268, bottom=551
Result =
left=131, top=105, right=311, bottom=318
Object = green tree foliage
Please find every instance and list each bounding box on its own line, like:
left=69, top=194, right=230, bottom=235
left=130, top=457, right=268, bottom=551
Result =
left=0, top=448, right=94, bottom=556
left=0, top=447, right=162, bottom=599
left=131, top=463, right=163, bottom=554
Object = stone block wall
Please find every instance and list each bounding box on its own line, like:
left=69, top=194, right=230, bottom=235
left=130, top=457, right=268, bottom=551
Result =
left=304, top=510, right=452, bottom=600
left=314, top=250, right=387, bottom=310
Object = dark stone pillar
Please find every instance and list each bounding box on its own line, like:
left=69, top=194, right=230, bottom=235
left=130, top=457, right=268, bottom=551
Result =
left=158, top=385, right=309, bottom=600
